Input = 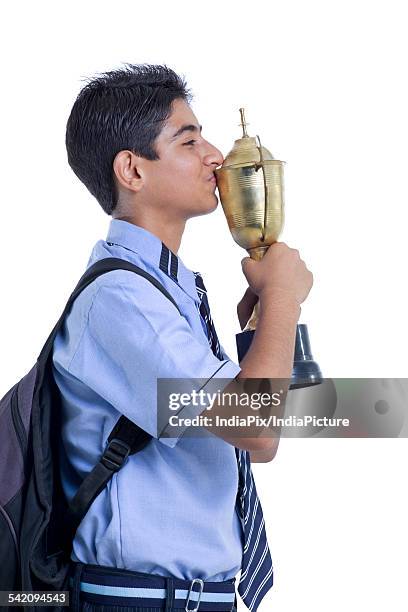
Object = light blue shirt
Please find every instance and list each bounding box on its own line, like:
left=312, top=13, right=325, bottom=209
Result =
left=52, top=219, right=243, bottom=581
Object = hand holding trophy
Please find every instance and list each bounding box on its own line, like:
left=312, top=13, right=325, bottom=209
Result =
left=215, top=109, right=322, bottom=389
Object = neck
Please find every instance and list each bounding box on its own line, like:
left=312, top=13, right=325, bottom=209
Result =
left=113, top=212, right=186, bottom=254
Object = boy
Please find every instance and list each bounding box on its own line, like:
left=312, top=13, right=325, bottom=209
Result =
left=53, top=63, right=313, bottom=611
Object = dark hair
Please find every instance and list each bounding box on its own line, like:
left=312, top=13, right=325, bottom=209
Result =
left=65, top=63, right=191, bottom=215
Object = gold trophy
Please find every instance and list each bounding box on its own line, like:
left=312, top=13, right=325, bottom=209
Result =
left=215, top=109, right=322, bottom=388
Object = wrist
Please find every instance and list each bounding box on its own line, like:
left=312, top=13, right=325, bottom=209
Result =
left=258, top=288, right=301, bottom=317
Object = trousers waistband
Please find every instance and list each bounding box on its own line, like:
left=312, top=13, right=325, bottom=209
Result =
left=70, top=563, right=236, bottom=611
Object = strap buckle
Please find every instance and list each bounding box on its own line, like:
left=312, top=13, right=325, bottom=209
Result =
left=185, top=578, right=204, bottom=612
left=101, top=438, right=131, bottom=471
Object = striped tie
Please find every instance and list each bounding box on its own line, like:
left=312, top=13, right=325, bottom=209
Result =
left=194, top=272, right=221, bottom=358
left=194, top=272, right=274, bottom=611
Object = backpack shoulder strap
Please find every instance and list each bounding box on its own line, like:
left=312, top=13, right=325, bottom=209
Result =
left=64, top=414, right=151, bottom=548
left=37, top=257, right=180, bottom=551
left=38, top=257, right=181, bottom=365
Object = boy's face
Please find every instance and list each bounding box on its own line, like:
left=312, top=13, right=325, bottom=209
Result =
left=141, top=98, right=224, bottom=219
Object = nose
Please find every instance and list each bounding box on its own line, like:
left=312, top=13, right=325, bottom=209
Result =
left=203, top=140, right=224, bottom=168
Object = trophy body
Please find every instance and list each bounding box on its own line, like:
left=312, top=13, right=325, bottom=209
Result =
left=215, top=109, right=322, bottom=389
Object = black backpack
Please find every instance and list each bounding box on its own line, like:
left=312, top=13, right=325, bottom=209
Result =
left=0, top=257, right=181, bottom=607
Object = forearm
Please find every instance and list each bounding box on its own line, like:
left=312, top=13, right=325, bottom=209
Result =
left=238, top=289, right=300, bottom=380
left=205, top=292, right=299, bottom=451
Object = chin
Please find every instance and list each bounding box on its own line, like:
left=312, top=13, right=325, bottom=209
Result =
left=208, top=198, right=219, bottom=214
left=204, top=194, right=220, bottom=214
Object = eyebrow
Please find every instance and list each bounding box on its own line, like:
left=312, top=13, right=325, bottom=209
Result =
left=171, top=124, right=202, bottom=139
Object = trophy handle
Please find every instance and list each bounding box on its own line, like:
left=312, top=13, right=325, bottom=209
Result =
left=244, top=301, right=259, bottom=332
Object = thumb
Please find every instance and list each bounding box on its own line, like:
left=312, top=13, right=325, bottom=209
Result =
left=241, top=256, right=254, bottom=277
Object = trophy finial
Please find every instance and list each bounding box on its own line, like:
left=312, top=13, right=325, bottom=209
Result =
left=239, top=108, right=249, bottom=138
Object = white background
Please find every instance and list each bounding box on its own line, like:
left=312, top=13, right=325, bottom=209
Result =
left=1, top=1, right=407, bottom=609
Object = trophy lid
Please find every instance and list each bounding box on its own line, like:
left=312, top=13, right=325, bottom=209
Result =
left=221, top=108, right=275, bottom=168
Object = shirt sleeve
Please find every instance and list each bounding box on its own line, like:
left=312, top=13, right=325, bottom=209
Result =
left=67, top=274, right=241, bottom=448
left=218, top=342, right=237, bottom=363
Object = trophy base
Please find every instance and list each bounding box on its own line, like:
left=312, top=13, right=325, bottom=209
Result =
left=236, top=324, right=322, bottom=390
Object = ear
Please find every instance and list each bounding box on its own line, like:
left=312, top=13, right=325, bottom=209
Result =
left=113, top=150, right=145, bottom=194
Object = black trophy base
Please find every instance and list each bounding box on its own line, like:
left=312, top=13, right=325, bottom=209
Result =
left=236, top=323, right=322, bottom=390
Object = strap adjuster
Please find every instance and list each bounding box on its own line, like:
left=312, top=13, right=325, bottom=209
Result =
left=101, top=438, right=131, bottom=471
left=185, top=578, right=204, bottom=612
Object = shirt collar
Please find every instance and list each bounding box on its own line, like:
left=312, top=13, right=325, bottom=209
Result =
left=106, top=219, right=200, bottom=303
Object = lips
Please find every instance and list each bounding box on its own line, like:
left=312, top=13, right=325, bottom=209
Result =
left=207, top=174, right=217, bottom=184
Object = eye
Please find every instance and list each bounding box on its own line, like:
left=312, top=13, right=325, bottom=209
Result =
left=183, top=139, right=197, bottom=146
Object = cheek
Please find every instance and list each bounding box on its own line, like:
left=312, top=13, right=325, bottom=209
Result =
left=167, top=152, right=201, bottom=178
left=147, top=152, right=203, bottom=198
left=179, top=160, right=200, bottom=179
